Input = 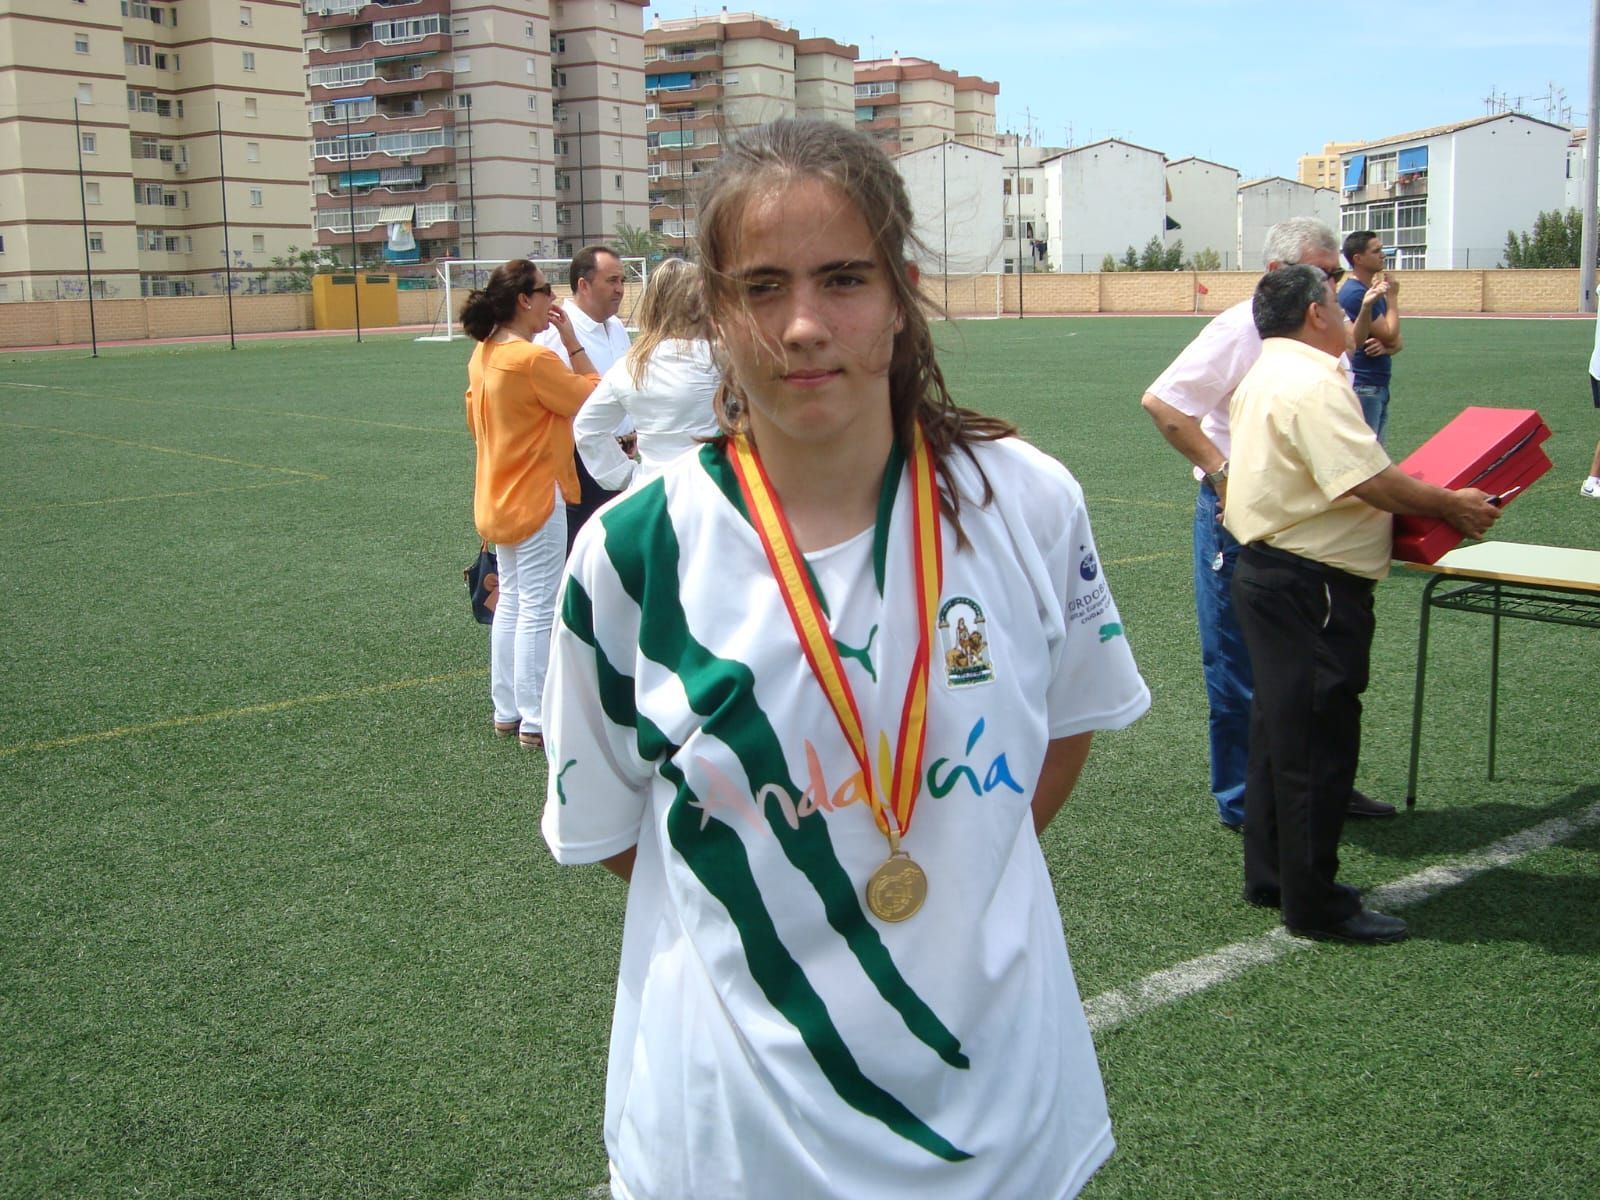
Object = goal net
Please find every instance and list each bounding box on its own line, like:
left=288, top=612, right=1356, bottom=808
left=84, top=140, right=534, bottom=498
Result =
left=417, top=256, right=650, bottom=342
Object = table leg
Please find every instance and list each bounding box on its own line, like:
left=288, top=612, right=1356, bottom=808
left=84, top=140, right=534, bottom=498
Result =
left=1406, top=574, right=1444, bottom=809
left=1488, top=583, right=1502, bottom=781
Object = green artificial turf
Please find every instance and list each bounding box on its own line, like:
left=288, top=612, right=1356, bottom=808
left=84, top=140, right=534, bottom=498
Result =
left=2, top=318, right=1596, bottom=1198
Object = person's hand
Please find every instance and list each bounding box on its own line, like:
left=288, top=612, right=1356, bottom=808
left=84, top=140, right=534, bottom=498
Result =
left=1362, top=279, right=1390, bottom=309
left=1444, top=487, right=1501, bottom=538
left=1382, top=273, right=1398, bottom=299
left=1362, top=337, right=1388, bottom=357
left=617, top=433, right=638, bottom=459
left=547, top=302, right=582, bottom=354
left=1214, top=477, right=1227, bottom=515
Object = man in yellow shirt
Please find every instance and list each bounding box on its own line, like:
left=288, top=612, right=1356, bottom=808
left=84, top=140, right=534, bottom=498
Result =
left=1223, top=265, right=1499, bottom=944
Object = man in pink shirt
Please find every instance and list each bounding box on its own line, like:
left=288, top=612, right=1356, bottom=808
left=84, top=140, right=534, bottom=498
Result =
left=1139, top=218, right=1392, bottom=830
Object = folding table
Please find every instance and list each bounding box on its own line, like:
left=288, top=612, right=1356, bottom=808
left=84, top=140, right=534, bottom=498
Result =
left=1400, top=541, right=1600, bottom=807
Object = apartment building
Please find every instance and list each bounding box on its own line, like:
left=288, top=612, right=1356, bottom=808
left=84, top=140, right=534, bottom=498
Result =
left=1042, top=138, right=1167, bottom=273
left=854, top=53, right=997, bottom=158
left=1236, top=176, right=1338, bottom=268
left=1164, top=157, right=1239, bottom=267
left=1338, top=113, right=1570, bottom=269
left=643, top=11, right=855, bottom=255
left=1297, top=141, right=1362, bottom=191
left=307, top=0, right=647, bottom=269
left=0, top=0, right=307, bottom=300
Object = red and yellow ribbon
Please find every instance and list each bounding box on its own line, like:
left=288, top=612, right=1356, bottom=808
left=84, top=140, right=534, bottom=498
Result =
left=729, top=424, right=943, bottom=844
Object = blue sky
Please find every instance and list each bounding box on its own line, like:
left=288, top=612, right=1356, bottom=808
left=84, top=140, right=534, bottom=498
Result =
left=672, top=1, right=1591, bottom=179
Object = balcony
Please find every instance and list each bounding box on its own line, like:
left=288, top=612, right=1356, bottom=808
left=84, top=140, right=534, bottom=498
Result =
left=310, top=32, right=451, bottom=67
left=311, top=106, right=455, bottom=139
left=645, top=80, right=722, bottom=105
left=643, top=51, right=722, bottom=79
left=304, top=0, right=442, bottom=34
left=857, top=115, right=900, bottom=134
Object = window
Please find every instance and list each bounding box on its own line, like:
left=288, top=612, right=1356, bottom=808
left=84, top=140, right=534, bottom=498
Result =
left=611, top=104, right=621, bottom=124
left=610, top=71, right=620, bottom=89
left=249, top=188, right=263, bottom=207
left=84, top=181, right=102, bottom=204
left=551, top=35, right=566, bottom=53
left=527, top=95, right=538, bottom=113
left=78, top=83, right=93, bottom=105
left=245, top=97, right=258, bottom=118
left=525, top=21, right=535, bottom=38
left=75, top=33, right=90, bottom=54
left=531, top=202, right=541, bottom=220
left=612, top=138, right=622, bottom=161
left=239, top=5, right=252, bottom=25
left=613, top=173, right=622, bottom=189
left=609, top=37, right=618, bottom=53
left=528, top=131, right=539, bottom=152
left=80, top=132, right=97, bottom=153
left=246, top=142, right=260, bottom=162
left=89, top=231, right=105, bottom=252
left=133, top=44, right=153, bottom=66
left=530, top=166, right=540, bottom=185
left=526, top=57, right=537, bottom=75
left=252, top=234, right=265, bottom=252
left=0, top=236, right=6, bottom=253
left=453, top=16, right=469, bottom=35
left=185, top=236, right=193, bottom=253
left=242, top=51, right=256, bottom=72
left=453, top=55, right=471, bottom=73
left=154, top=53, right=168, bottom=70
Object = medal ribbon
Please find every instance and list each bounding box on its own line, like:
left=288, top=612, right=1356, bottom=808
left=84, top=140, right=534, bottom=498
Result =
left=728, top=424, right=943, bottom=845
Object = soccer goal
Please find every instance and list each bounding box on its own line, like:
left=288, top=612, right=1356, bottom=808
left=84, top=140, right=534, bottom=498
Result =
left=416, top=256, right=649, bottom=342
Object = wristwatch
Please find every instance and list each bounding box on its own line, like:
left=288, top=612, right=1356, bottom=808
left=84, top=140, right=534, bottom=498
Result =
left=1204, top=460, right=1229, bottom=490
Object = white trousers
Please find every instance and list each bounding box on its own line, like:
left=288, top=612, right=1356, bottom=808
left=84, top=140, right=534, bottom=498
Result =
left=491, top=497, right=567, bottom=735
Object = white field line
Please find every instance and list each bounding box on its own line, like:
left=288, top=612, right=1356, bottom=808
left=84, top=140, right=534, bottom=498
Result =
left=572, top=799, right=1600, bottom=1197
left=1084, top=797, right=1600, bottom=1033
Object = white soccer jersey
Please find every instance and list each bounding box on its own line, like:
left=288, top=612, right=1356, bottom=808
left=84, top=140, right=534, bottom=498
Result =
left=543, top=436, right=1150, bottom=1200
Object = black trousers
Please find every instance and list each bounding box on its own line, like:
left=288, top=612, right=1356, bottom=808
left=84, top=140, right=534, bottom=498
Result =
left=1231, top=544, right=1375, bottom=929
left=564, top=453, right=620, bottom=557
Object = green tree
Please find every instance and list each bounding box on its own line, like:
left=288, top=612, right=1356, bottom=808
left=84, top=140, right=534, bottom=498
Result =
left=1120, top=245, right=1140, bottom=271
left=1137, top=236, right=1167, bottom=272
left=266, top=245, right=336, bottom=294
left=1161, top=238, right=1185, bottom=272
left=1503, top=208, right=1590, bottom=268
left=1100, top=253, right=1118, bottom=273
left=612, top=220, right=670, bottom=263
left=1189, top=246, right=1222, bottom=271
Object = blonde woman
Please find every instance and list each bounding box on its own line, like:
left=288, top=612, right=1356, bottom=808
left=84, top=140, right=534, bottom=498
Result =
left=572, top=258, right=721, bottom=492
left=461, top=259, right=598, bottom=748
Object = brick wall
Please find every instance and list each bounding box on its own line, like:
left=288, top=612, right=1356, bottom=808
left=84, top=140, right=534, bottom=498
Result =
left=0, top=271, right=1584, bottom=347
left=1481, top=269, right=1580, bottom=313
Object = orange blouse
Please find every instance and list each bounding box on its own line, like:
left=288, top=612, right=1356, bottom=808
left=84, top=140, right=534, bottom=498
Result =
left=465, top=338, right=600, bottom=545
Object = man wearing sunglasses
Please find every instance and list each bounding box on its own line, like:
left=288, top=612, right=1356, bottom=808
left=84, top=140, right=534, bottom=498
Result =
left=1139, top=218, right=1392, bottom=834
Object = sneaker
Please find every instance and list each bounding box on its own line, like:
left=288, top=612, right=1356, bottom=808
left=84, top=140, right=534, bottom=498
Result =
left=1582, top=478, right=1600, bottom=499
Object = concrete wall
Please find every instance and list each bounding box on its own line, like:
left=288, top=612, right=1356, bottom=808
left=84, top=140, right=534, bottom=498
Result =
left=897, top=144, right=1006, bottom=274
left=1237, top=180, right=1339, bottom=270
left=3, top=271, right=1582, bottom=346
left=1165, top=160, right=1239, bottom=266
left=1449, top=117, right=1570, bottom=269
left=1048, top=143, right=1168, bottom=271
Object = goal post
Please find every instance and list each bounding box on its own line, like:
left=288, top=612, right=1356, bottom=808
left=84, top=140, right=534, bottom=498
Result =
left=415, top=256, right=649, bottom=342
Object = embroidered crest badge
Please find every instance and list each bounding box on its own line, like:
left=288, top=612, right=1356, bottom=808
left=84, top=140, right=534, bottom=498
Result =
left=937, top=596, right=995, bottom=688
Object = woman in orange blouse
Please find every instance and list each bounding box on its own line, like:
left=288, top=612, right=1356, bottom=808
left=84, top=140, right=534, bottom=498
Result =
left=462, top=259, right=600, bottom=749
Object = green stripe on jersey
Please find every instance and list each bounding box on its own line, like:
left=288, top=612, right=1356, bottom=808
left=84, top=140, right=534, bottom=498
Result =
left=587, top=478, right=972, bottom=1160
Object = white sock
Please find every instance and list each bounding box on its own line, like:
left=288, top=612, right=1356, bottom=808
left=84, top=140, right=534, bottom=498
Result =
left=1589, top=476, right=1600, bottom=487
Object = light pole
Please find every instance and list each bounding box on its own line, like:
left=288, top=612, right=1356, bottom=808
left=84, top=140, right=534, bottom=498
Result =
left=331, top=96, right=363, bottom=343
left=677, top=109, right=689, bottom=258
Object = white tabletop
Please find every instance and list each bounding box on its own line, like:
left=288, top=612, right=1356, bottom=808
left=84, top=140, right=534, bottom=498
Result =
left=1399, top=541, right=1600, bottom=592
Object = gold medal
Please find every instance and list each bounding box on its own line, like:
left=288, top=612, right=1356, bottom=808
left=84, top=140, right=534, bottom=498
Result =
left=866, top=852, right=928, bottom=923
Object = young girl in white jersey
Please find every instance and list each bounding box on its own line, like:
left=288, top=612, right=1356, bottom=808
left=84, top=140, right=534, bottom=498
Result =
left=542, top=119, right=1150, bottom=1199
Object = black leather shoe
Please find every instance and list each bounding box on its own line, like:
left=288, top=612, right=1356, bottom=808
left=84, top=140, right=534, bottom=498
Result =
left=1347, top=789, right=1397, bottom=819
left=1288, top=909, right=1408, bottom=944
left=1242, top=886, right=1280, bottom=909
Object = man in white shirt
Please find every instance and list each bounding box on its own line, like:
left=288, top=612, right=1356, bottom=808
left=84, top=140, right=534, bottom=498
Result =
left=1139, top=217, right=1392, bottom=830
left=534, top=245, right=633, bottom=550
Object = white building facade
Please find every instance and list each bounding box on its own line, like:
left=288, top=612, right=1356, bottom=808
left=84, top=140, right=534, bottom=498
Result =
left=1236, top=177, right=1338, bottom=269
left=1165, top=157, right=1239, bottom=268
left=1338, top=113, right=1570, bottom=269
left=1043, top=138, right=1167, bottom=273
left=894, top=142, right=1005, bottom=274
